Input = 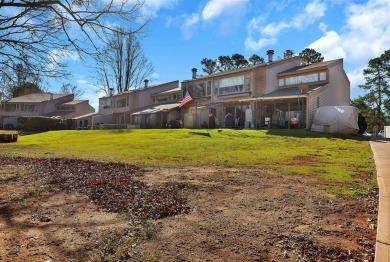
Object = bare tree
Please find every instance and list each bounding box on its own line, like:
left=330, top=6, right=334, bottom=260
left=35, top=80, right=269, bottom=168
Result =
left=0, top=60, right=43, bottom=99
left=0, top=0, right=148, bottom=93
left=95, top=27, right=154, bottom=94
left=60, top=83, right=85, bottom=99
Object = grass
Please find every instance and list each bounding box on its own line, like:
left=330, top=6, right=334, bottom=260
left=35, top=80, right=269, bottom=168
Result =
left=0, top=128, right=376, bottom=195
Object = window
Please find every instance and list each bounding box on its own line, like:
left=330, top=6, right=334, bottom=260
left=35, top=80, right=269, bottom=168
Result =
left=155, top=96, right=168, bottom=102
left=206, top=81, right=211, bottom=96
left=219, top=76, right=245, bottom=95
left=245, top=74, right=251, bottom=90
left=320, top=72, right=327, bottom=81
left=214, top=80, right=219, bottom=95
left=4, top=104, right=16, bottom=112
left=186, top=82, right=210, bottom=98
left=20, top=104, right=35, bottom=112
left=285, top=76, right=297, bottom=85
left=298, top=73, right=318, bottom=83
left=282, top=72, right=326, bottom=86
left=99, top=99, right=112, bottom=110
left=115, top=97, right=127, bottom=108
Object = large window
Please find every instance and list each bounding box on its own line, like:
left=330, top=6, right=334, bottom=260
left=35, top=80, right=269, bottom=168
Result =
left=115, top=97, right=128, bottom=108
left=4, top=104, right=16, bottom=112
left=99, top=99, right=112, bottom=110
left=219, top=76, right=245, bottom=95
left=21, top=104, right=35, bottom=112
left=279, top=71, right=327, bottom=86
left=186, top=81, right=211, bottom=98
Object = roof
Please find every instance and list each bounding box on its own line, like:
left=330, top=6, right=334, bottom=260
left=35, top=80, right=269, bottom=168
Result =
left=100, top=80, right=180, bottom=99
left=131, top=102, right=181, bottom=115
left=189, top=102, right=223, bottom=110
left=61, top=100, right=88, bottom=105
left=151, top=87, right=182, bottom=96
left=44, top=111, right=72, bottom=117
left=278, top=59, right=342, bottom=75
left=72, top=112, right=99, bottom=119
left=7, top=93, right=71, bottom=103
left=239, top=84, right=327, bottom=102
left=182, top=56, right=302, bottom=82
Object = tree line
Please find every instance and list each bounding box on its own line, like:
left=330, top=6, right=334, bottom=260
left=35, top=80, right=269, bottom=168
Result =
left=200, top=48, right=324, bottom=75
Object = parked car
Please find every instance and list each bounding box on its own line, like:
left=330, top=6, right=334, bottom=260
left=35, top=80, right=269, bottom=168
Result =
left=378, top=130, right=384, bottom=138
left=363, top=131, right=373, bottom=137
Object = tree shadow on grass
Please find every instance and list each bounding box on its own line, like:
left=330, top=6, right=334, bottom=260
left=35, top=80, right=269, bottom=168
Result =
left=265, top=129, right=369, bottom=141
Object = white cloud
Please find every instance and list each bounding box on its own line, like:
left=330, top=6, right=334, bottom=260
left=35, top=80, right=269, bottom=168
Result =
left=181, top=13, right=200, bottom=39
left=143, top=0, right=178, bottom=16
left=306, top=0, right=390, bottom=97
left=244, top=36, right=277, bottom=51
left=318, top=22, right=327, bottom=32
left=245, top=0, right=327, bottom=51
left=309, top=30, right=346, bottom=60
left=202, top=0, right=249, bottom=21
left=47, top=50, right=79, bottom=71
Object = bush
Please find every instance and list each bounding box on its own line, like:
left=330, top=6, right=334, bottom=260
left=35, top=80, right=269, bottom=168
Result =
left=17, top=116, right=65, bottom=132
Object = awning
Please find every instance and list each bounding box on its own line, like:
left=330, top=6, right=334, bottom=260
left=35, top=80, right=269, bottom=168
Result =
left=239, top=85, right=325, bottom=102
left=130, top=103, right=180, bottom=116
left=189, top=102, right=223, bottom=111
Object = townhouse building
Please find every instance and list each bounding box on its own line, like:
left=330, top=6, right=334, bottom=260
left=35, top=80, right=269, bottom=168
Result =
left=180, top=51, right=350, bottom=129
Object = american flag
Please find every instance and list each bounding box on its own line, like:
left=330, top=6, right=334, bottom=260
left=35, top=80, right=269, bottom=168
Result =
left=179, top=91, right=193, bottom=108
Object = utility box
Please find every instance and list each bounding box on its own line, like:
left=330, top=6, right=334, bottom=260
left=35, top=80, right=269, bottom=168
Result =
left=385, top=126, right=390, bottom=138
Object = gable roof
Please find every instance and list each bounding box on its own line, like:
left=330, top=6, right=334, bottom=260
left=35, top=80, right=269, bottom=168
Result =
left=278, top=59, right=343, bottom=76
left=7, top=93, right=71, bottom=103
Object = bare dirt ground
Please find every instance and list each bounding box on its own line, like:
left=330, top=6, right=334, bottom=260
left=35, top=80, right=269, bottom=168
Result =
left=0, top=157, right=377, bottom=261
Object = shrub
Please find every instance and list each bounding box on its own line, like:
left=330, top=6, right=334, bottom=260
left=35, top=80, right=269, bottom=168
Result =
left=17, top=116, right=65, bottom=132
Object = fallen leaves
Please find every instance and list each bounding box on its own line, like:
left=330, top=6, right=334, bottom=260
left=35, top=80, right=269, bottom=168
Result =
left=0, top=156, right=191, bottom=220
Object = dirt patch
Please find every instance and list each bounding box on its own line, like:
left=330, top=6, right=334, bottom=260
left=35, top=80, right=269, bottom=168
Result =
left=0, top=158, right=377, bottom=261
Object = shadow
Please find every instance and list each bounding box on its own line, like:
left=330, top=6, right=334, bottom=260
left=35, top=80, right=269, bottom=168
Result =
left=264, top=129, right=370, bottom=141
left=189, top=131, right=211, bottom=138
left=370, top=137, right=390, bottom=143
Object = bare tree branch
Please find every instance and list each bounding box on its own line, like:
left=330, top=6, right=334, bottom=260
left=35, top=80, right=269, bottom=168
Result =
left=0, top=0, right=149, bottom=98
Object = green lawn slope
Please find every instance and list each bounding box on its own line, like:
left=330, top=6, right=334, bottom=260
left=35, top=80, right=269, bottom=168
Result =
left=0, top=129, right=375, bottom=195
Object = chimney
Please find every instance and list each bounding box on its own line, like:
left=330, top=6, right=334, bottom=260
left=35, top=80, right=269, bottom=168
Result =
left=144, top=79, right=149, bottom=88
left=109, top=88, right=114, bottom=96
left=192, top=68, right=197, bottom=79
left=49, top=92, right=54, bottom=100
left=267, top=50, right=274, bottom=63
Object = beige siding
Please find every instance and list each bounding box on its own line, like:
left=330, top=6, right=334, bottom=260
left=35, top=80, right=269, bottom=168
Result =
left=64, top=101, right=95, bottom=119
left=318, top=61, right=350, bottom=107
left=252, top=67, right=266, bottom=97
left=98, top=81, right=179, bottom=115
left=265, top=58, right=302, bottom=94
left=307, top=60, right=350, bottom=128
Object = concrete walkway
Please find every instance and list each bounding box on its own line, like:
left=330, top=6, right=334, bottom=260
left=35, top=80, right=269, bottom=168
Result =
left=370, top=137, right=390, bottom=262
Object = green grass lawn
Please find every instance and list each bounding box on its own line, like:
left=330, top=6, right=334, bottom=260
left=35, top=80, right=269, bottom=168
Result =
left=0, top=128, right=375, bottom=195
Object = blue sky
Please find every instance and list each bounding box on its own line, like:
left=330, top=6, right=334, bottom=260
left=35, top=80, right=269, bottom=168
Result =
left=57, top=0, right=390, bottom=110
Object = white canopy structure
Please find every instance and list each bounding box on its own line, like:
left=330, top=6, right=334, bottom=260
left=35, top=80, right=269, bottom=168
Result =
left=311, top=106, right=359, bottom=135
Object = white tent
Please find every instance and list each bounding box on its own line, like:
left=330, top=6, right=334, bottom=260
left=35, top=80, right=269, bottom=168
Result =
left=311, top=106, right=359, bottom=135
